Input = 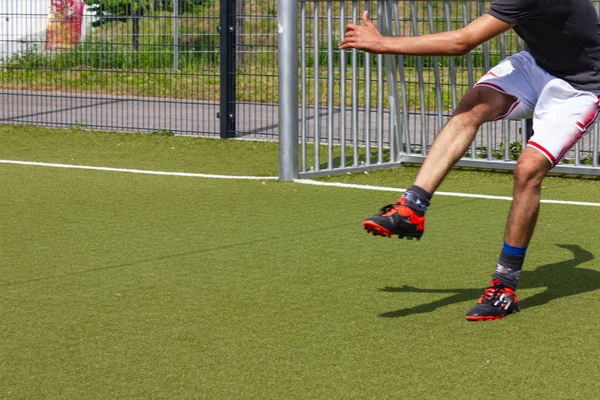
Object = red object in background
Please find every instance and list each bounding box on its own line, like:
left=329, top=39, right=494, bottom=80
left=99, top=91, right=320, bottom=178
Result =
left=45, top=0, right=85, bottom=50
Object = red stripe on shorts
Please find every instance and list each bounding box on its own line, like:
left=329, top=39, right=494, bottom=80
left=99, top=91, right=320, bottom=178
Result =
left=574, top=95, right=600, bottom=133
left=528, top=141, right=557, bottom=166
left=494, top=99, right=520, bottom=121
left=473, top=82, right=520, bottom=120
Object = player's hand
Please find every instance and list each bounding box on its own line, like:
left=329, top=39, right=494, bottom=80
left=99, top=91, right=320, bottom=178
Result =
left=339, top=11, right=386, bottom=53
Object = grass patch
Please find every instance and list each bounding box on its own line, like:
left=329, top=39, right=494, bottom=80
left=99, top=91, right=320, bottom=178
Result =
left=1, top=126, right=600, bottom=398
left=0, top=124, right=278, bottom=176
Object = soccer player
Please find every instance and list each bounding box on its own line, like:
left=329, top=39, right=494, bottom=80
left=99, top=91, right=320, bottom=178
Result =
left=339, top=1, right=600, bottom=320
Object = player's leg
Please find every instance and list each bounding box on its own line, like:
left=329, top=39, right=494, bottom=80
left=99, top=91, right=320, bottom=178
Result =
left=362, top=86, right=519, bottom=240
left=504, top=147, right=551, bottom=247
left=413, top=86, right=518, bottom=193
left=504, top=78, right=600, bottom=249
left=465, top=148, right=549, bottom=321
left=466, top=78, right=600, bottom=321
left=363, top=51, right=537, bottom=240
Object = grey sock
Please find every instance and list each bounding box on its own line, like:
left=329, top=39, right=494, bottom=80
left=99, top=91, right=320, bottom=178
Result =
left=492, top=250, right=525, bottom=290
left=402, top=185, right=431, bottom=216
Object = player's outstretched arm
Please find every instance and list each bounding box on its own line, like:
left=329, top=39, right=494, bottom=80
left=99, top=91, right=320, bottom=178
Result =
left=339, top=11, right=514, bottom=56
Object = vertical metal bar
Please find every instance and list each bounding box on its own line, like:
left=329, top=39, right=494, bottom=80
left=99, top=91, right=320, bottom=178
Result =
left=479, top=2, right=493, bottom=161
left=462, top=2, right=476, bottom=159
left=301, top=1, right=308, bottom=172
left=327, top=1, right=334, bottom=170
left=518, top=31, right=529, bottom=157
left=391, top=1, right=410, bottom=154
left=352, top=2, right=359, bottom=166
left=575, top=141, right=581, bottom=166
left=410, top=1, right=426, bottom=156
left=593, top=124, right=599, bottom=168
left=479, top=3, right=490, bottom=73
left=314, top=3, right=321, bottom=170
left=382, top=1, right=400, bottom=161
left=364, top=1, right=372, bottom=165
left=499, top=32, right=511, bottom=161
left=427, top=2, right=443, bottom=134
left=173, top=0, right=179, bottom=70
left=389, top=97, right=397, bottom=158
left=444, top=2, right=457, bottom=112
left=220, top=0, right=236, bottom=138
left=377, top=1, right=384, bottom=164
left=339, top=1, right=347, bottom=168
left=278, top=0, right=299, bottom=180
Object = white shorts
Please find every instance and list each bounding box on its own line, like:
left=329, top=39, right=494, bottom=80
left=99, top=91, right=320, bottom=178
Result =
left=475, top=51, right=600, bottom=166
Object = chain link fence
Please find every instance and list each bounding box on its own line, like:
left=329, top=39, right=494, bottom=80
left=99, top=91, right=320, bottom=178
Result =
left=0, top=0, right=278, bottom=139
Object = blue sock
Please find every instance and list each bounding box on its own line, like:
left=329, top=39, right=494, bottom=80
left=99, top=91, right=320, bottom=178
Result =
left=502, top=243, right=527, bottom=256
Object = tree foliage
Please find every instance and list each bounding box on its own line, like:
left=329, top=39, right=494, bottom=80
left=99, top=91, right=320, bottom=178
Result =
left=83, top=0, right=214, bottom=51
left=84, top=0, right=212, bottom=19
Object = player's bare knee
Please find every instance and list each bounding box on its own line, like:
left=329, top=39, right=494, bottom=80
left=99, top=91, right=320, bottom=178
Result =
left=514, top=155, right=547, bottom=190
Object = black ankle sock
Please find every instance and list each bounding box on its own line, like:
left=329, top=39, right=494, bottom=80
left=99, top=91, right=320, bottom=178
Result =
left=492, top=250, right=525, bottom=290
left=407, top=185, right=432, bottom=203
left=401, top=185, right=431, bottom=216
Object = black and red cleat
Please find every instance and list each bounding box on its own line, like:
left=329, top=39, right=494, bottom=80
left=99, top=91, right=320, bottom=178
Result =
left=362, top=197, right=425, bottom=240
left=465, top=279, right=520, bottom=321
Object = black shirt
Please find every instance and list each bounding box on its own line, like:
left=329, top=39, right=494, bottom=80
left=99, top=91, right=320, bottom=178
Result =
left=488, top=0, right=600, bottom=91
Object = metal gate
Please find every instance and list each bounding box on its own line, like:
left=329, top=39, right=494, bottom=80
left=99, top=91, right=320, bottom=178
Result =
left=278, top=0, right=600, bottom=179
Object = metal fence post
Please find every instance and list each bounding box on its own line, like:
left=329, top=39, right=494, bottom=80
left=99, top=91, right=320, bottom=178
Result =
left=219, top=0, right=237, bottom=138
left=278, top=0, right=299, bottom=180
left=173, top=0, right=179, bottom=70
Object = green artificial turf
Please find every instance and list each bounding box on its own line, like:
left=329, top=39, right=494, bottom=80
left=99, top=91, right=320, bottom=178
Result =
left=1, top=126, right=600, bottom=399
left=0, top=125, right=279, bottom=177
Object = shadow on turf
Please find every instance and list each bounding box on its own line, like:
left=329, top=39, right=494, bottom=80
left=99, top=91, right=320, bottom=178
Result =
left=379, top=244, right=598, bottom=318
left=0, top=221, right=359, bottom=287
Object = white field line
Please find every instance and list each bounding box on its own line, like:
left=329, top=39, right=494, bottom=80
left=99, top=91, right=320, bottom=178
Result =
left=1, top=159, right=599, bottom=207
left=0, top=159, right=278, bottom=180
left=294, top=179, right=600, bottom=207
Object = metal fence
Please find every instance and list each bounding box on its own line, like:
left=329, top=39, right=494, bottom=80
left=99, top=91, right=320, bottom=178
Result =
left=0, top=0, right=278, bottom=139
left=280, top=0, right=600, bottom=179
left=4, top=1, right=600, bottom=177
